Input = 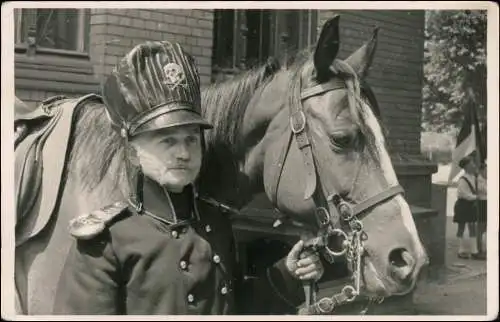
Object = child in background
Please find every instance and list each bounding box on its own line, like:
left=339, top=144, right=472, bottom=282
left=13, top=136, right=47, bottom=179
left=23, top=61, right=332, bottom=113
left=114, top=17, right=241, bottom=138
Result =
left=453, top=153, right=482, bottom=259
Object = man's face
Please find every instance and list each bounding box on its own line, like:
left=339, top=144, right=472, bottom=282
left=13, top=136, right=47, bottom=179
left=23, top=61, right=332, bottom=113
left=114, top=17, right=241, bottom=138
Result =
left=131, top=124, right=203, bottom=192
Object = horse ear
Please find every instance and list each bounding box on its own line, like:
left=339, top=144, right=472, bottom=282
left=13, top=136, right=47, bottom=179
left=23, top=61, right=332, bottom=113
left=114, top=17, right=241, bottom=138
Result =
left=345, top=27, right=379, bottom=79
left=314, top=15, right=340, bottom=82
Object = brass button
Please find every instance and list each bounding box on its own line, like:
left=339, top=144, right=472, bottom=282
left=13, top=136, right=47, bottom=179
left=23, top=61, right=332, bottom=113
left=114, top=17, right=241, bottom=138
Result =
left=205, top=225, right=212, bottom=233
left=171, top=230, right=178, bottom=238
left=213, top=254, right=221, bottom=264
left=187, top=294, right=194, bottom=303
left=221, top=286, right=228, bottom=295
left=180, top=260, right=187, bottom=270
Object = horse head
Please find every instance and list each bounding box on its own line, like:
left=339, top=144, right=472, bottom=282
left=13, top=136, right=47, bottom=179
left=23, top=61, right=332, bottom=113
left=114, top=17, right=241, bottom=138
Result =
left=238, top=15, right=429, bottom=304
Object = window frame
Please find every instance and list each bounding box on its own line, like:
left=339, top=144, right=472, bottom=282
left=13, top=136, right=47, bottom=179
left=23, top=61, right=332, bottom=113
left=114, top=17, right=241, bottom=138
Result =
left=14, top=8, right=91, bottom=57
left=212, top=9, right=318, bottom=79
left=14, top=8, right=98, bottom=96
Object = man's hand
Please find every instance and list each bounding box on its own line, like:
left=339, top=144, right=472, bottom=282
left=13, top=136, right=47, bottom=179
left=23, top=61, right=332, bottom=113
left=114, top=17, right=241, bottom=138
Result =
left=286, top=240, right=324, bottom=282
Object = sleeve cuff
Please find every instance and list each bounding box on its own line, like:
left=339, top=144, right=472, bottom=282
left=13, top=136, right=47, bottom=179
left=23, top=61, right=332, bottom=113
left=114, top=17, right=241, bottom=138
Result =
left=266, top=257, right=306, bottom=308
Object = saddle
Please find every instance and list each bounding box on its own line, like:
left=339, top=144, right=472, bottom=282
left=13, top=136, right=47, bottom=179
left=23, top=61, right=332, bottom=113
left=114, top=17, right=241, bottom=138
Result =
left=14, top=93, right=103, bottom=247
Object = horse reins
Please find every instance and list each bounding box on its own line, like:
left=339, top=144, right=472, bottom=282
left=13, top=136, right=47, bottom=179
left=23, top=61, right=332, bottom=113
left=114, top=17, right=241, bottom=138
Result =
left=267, top=76, right=405, bottom=314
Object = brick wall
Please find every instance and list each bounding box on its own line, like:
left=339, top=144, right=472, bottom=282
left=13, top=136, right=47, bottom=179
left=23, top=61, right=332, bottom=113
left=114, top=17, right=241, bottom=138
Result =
left=14, top=50, right=100, bottom=110
left=318, top=10, right=426, bottom=158
left=15, top=9, right=215, bottom=109
left=89, top=9, right=214, bottom=88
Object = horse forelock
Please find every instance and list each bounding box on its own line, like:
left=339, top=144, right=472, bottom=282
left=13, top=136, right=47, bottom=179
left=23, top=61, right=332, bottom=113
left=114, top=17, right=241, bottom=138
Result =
left=329, top=59, right=385, bottom=165
left=285, top=53, right=383, bottom=167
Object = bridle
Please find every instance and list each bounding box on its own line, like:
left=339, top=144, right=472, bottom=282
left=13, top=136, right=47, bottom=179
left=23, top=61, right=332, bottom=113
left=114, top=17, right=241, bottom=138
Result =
left=199, top=70, right=405, bottom=315
left=267, top=74, right=405, bottom=315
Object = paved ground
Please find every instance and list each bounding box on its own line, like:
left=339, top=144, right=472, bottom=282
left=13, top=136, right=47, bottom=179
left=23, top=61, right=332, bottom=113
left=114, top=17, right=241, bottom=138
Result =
left=411, top=216, right=489, bottom=316
left=415, top=164, right=491, bottom=317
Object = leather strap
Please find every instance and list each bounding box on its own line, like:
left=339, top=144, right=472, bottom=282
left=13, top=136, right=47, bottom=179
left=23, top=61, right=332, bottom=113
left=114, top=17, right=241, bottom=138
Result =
left=290, top=111, right=317, bottom=200
left=461, top=176, right=476, bottom=194
left=300, top=79, right=346, bottom=101
left=352, top=185, right=405, bottom=219
left=269, top=79, right=349, bottom=210
left=268, top=130, right=293, bottom=209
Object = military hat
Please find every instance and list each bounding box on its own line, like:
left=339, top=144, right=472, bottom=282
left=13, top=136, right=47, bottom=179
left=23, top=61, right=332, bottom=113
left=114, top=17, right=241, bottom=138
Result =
left=102, top=40, right=212, bottom=138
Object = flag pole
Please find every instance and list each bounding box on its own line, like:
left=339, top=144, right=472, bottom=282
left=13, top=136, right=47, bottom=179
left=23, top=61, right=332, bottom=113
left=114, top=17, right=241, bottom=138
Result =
left=468, top=88, right=481, bottom=254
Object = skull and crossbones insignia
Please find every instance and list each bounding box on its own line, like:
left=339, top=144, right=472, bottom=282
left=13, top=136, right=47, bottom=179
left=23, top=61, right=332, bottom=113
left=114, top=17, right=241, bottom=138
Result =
left=163, top=62, right=187, bottom=90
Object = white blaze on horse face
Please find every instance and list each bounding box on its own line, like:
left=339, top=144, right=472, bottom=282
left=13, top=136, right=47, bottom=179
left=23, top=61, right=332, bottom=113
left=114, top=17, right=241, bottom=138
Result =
left=359, top=102, right=427, bottom=260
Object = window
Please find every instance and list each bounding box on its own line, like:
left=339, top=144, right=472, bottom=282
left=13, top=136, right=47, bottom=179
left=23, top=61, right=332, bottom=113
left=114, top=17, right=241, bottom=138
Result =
left=212, top=9, right=317, bottom=77
left=14, top=8, right=90, bottom=54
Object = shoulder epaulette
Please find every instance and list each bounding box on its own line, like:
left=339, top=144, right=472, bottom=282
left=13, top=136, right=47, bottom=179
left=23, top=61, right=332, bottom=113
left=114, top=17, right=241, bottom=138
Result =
left=69, top=201, right=130, bottom=240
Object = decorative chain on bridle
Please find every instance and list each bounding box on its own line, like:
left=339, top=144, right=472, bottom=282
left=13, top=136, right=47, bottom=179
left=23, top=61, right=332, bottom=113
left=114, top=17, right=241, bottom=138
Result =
left=298, top=198, right=380, bottom=315
left=297, top=181, right=404, bottom=315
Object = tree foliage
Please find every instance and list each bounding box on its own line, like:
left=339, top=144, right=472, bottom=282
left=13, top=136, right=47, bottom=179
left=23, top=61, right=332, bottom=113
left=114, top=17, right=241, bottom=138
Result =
left=422, top=10, right=487, bottom=133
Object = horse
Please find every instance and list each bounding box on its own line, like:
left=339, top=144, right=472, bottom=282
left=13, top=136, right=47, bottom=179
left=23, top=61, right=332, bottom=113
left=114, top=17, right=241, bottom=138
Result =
left=13, top=15, right=428, bottom=315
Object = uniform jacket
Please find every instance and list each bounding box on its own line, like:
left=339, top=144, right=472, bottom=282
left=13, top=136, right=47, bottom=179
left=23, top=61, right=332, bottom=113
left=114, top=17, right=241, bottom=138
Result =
left=52, top=178, right=305, bottom=315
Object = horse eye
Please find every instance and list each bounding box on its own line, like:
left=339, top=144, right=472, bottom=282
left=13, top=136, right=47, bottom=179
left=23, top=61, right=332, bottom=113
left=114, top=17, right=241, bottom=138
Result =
left=330, top=132, right=358, bottom=151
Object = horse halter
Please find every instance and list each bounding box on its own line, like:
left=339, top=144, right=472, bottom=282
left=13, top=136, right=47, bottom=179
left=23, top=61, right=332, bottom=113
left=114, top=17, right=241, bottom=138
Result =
left=268, top=75, right=405, bottom=315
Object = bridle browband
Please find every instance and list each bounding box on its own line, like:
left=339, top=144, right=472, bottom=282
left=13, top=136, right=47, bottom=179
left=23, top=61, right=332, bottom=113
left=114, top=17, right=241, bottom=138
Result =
left=267, top=74, right=405, bottom=314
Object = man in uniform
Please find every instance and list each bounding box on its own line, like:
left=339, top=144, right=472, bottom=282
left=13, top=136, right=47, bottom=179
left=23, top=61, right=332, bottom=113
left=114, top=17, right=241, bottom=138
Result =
left=52, top=41, right=324, bottom=315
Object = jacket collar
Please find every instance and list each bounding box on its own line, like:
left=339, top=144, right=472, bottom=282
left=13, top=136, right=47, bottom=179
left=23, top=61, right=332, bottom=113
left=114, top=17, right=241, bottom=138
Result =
left=137, top=176, right=200, bottom=225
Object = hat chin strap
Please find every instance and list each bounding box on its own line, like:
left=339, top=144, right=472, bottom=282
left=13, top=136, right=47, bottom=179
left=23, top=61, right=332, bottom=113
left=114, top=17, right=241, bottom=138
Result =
left=126, top=158, right=144, bottom=213
left=122, top=130, right=145, bottom=213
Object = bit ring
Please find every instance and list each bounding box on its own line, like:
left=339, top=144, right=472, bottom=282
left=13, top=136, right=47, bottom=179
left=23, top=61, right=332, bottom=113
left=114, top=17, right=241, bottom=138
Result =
left=324, top=229, right=348, bottom=257
left=342, top=285, right=357, bottom=302
left=316, top=297, right=335, bottom=314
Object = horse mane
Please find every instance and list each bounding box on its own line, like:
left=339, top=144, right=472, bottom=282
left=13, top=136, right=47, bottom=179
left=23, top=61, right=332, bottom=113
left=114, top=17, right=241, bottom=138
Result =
left=197, top=57, right=286, bottom=204
left=67, top=101, right=126, bottom=197
left=201, top=57, right=281, bottom=156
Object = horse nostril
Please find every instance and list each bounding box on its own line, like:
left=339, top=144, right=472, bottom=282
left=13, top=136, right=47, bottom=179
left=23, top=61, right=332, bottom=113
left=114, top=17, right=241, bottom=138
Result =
left=389, top=248, right=411, bottom=268
left=389, top=248, right=416, bottom=282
